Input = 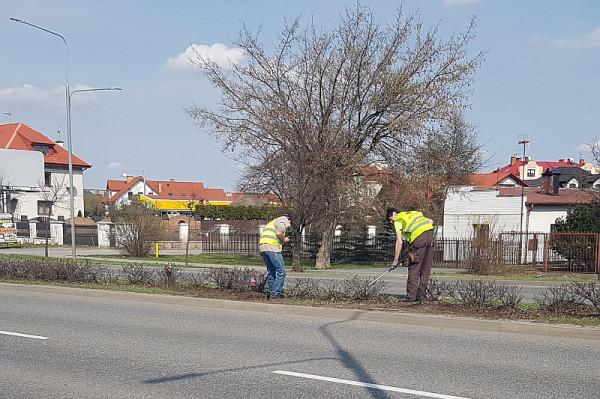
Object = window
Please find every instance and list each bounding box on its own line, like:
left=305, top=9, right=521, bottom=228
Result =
left=44, top=172, right=52, bottom=187
left=37, top=201, right=52, bottom=216
left=127, top=192, right=133, bottom=200
left=527, top=169, right=536, bottom=178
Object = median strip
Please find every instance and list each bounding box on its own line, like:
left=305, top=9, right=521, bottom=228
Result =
left=272, top=370, right=471, bottom=399
left=0, top=330, right=48, bottom=340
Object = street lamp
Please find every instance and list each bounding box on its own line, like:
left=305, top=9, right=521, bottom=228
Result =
left=518, top=139, right=530, bottom=264
left=10, top=17, right=122, bottom=259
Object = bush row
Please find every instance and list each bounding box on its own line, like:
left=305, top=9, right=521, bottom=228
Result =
left=1, top=258, right=598, bottom=314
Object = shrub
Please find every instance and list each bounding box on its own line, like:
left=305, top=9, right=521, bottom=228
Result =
left=0, top=258, right=103, bottom=283
left=158, top=263, right=182, bottom=286
left=535, top=284, right=580, bottom=314
left=450, top=280, right=505, bottom=307
left=496, top=284, right=524, bottom=309
left=425, top=278, right=454, bottom=301
left=207, top=267, right=266, bottom=292
left=342, top=276, right=386, bottom=301
left=287, top=278, right=321, bottom=299
left=111, top=202, right=163, bottom=257
left=570, top=282, right=600, bottom=313
left=122, top=265, right=155, bottom=285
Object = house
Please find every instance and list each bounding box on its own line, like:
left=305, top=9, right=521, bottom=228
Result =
left=444, top=170, right=597, bottom=239
left=468, top=156, right=600, bottom=188
left=105, top=176, right=278, bottom=217
left=0, top=123, right=91, bottom=220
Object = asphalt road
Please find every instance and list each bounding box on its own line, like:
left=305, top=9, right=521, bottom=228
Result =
left=1, top=284, right=598, bottom=399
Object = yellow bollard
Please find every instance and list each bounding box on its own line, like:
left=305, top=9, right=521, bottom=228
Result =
left=155, top=242, right=159, bottom=258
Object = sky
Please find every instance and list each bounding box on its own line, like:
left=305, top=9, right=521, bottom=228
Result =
left=1, top=0, right=599, bottom=190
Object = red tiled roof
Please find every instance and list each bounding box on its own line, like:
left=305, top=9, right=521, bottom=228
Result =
left=107, top=180, right=128, bottom=192
left=498, top=187, right=597, bottom=205
left=526, top=189, right=597, bottom=206
left=497, top=160, right=581, bottom=176
left=468, top=172, right=523, bottom=187
left=0, top=123, right=91, bottom=168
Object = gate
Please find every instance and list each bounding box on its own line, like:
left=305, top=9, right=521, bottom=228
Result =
left=64, top=224, right=98, bottom=246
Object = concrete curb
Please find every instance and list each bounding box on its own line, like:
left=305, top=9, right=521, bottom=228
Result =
left=2, top=282, right=599, bottom=341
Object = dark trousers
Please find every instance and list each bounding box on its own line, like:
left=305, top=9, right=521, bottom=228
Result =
left=406, top=230, right=434, bottom=301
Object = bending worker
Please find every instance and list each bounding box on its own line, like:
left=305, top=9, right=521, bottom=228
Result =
left=259, top=215, right=291, bottom=302
left=386, top=208, right=435, bottom=302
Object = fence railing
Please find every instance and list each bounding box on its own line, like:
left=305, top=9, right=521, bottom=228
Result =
left=191, top=230, right=600, bottom=273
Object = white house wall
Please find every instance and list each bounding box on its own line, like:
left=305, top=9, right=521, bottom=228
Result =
left=9, top=167, right=84, bottom=220
left=443, top=187, right=524, bottom=239
left=527, top=206, right=568, bottom=233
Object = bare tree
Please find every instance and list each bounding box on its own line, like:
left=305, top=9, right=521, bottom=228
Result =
left=589, top=139, right=600, bottom=167
left=388, top=113, right=485, bottom=222
left=111, top=201, right=164, bottom=257
left=190, top=3, right=482, bottom=268
left=38, top=175, right=69, bottom=257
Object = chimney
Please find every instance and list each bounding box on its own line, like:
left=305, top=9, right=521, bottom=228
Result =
left=510, top=156, right=519, bottom=165
left=126, top=175, right=133, bottom=183
left=56, top=129, right=64, bottom=147
left=580, top=158, right=585, bottom=166
left=542, top=169, right=559, bottom=196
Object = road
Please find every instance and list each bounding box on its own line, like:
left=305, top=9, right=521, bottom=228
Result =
left=1, top=284, right=599, bottom=398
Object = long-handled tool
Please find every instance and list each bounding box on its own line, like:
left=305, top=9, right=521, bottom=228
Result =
left=368, top=253, right=410, bottom=286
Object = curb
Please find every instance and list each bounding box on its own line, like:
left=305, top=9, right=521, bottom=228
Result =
left=2, top=282, right=599, bottom=341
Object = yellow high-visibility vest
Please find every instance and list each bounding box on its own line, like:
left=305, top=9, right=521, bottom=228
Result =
left=394, top=211, right=434, bottom=243
left=259, top=219, right=282, bottom=250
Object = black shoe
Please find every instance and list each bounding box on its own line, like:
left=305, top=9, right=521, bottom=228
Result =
left=269, top=296, right=284, bottom=304
left=401, top=297, right=418, bottom=303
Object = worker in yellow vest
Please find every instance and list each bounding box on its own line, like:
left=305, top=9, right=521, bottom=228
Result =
left=386, top=208, right=435, bottom=302
left=259, top=215, right=291, bottom=302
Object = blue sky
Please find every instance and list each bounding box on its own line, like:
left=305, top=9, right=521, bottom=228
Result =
left=1, top=0, right=599, bottom=190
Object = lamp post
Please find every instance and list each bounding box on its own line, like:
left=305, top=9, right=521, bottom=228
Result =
left=10, top=17, right=122, bottom=259
left=518, top=139, right=530, bottom=264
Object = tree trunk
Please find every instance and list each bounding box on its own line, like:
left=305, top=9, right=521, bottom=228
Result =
left=291, top=226, right=302, bottom=272
left=315, top=222, right=335, bottom=269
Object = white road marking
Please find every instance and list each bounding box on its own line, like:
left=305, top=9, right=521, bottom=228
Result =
left=0, top=330, right=48, bottom=340
left=272, top=370, right=471, bottom=399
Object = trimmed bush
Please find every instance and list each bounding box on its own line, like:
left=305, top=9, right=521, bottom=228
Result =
left=122, top=265, right=156, bottom=285
left=534, top=285, right=580, bottom=314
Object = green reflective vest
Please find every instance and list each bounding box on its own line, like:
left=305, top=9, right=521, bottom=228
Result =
left=394, top=211, right=434, bottom=243
left=259, top=219, right=282, bottom=250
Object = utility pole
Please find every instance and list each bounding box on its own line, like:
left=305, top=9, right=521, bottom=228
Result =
left=518, top=139, right=530, bottom=264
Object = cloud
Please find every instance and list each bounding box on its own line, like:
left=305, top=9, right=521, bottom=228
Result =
left=0, top=83, right=97, bottom=107
left=549, top=27, right=600, bottom=49
left=108, top=161, right=125, bottom=169
left=164, top=43, right=245, bottom=71
left=443, top=0, right=480, bottom=6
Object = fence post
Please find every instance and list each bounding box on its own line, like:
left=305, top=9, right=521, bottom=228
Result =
left=543, top=234, right=549, bottom=272
left=596, top=233, right=600, bottom=278
left=455, top=240, right=460, bottom=268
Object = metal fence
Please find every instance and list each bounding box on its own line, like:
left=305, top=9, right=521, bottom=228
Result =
left=193, top=230, right=600, bottom=273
